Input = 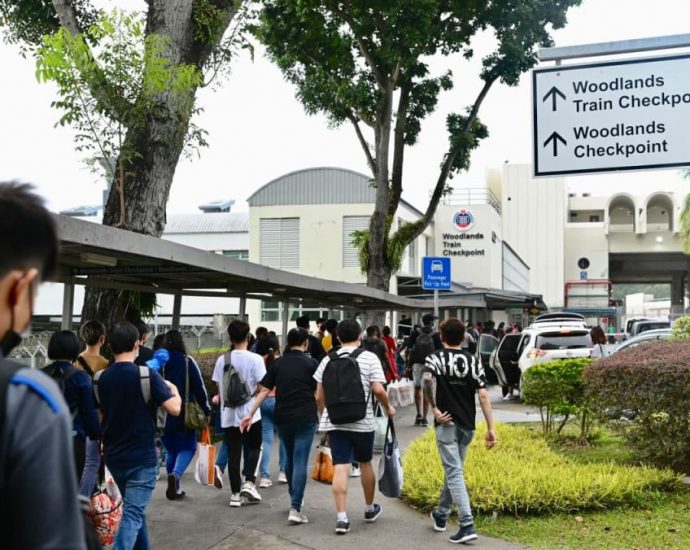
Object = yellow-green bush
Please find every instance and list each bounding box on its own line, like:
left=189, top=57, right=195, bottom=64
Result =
left=403, top=423, right=679, bottom=515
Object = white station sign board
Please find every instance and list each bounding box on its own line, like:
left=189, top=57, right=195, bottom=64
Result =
left=533, top=54, right=690, bottom=176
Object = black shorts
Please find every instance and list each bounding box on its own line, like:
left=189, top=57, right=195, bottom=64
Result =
left=328, top=430, right=375, bottom=465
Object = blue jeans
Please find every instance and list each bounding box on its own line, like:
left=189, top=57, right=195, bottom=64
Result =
left=278, top=421, right=317, bottom=512
left=260, top=397, right=287, bottom=478
left=434, top=424, right=475, bottom=527
left=79, top=437, right=101, bottom=497
left=109, top=465, right=158, bottom=550
left=162, top=431, right=196, bottom=480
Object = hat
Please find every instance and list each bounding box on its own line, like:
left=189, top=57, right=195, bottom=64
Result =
left=422, top=313, right=437, bottom=324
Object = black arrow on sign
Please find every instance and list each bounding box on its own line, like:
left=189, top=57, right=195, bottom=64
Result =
left=543, top=132, right=567, bottom=156
left=542, top=86, right=566, bottom=111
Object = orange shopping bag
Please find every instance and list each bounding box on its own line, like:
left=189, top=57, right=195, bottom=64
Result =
left=194, top=428, right=217, bottom=486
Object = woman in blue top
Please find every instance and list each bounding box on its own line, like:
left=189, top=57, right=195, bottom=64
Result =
left=42, top=330, right=100, bottom=482
left=162, top=330, right=211, bottom=500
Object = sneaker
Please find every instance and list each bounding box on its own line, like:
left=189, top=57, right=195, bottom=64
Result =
left=350, top=465, right=362, bottom=478
left=175, top=490, right=186, bottom=500
left=414, top=414, right=423, bottom=426
left=335, top=520, right=351, bottom=535
left=240, top=482, right=262, bottom=503
left=364, top=503, right=382, bottom=523
left=449, top=524, right=478, bottom=544
left=259, top=477, right=273, bottom=488
left=430, top=510, right=447, bottom=532
left=288, top=509, right=309, bottom=524
left=214, top=466, right=224, bottom=490
left=229, top=493, right=242, bottom=508
left=502, top=395, right=513, bottom=401
left=166, top=474, right=178, bottom=501
left=278, top=471, right=288, bottom=484
left=421, top=418, right=429, bottom=427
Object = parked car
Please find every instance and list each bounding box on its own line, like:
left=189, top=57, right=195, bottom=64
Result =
left=627, top=319, right=670, bottom=338
left=478, top=312, right=592, bottom=389
left=608, top=328, right=672, bottom=355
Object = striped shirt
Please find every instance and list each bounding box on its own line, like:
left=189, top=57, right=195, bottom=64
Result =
left=314, top=346, right=386, bottom=433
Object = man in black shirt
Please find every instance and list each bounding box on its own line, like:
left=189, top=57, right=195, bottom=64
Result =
left=134, top=319, right=154, bottom=366
left=296, top=315, right=326, bottom=361
left=422, top=318, right=496, bottom=545
left=407, top=313, right=442, bottom=427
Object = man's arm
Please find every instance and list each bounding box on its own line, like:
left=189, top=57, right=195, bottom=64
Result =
left=315, top=382, right=325, bottom=414
left=422, top=371, right=452, bottom=424
left=371, top=381, right=395, bottom=417
left=239, top=385, right=270, bottom=432
left=477, top=388, right=497, bottom=449
left=162, top=381, right=181, bottom=416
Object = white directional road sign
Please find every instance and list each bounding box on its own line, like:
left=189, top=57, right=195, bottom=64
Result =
left=533, top=53, right=690, bottom=176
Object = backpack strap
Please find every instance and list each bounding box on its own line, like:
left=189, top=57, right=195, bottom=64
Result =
left=76, top=355, right=95, bottom=377
left=139, top=365, right=151, bottom=405
left=93, top=369, right=103, bottom=407
left=0, top=360, right=24, bottom=430
left=223, top=352, right=233, bottom=372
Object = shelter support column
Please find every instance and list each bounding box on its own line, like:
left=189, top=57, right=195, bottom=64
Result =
left=61, top=281, right=74, bottom=331
left=172, top=293, right=182, bottom=330
left=281, top=299, right=289, bottom=349
left=239, top=295, right=247, bottom=321
left=671, top=273, right=686, bottom=318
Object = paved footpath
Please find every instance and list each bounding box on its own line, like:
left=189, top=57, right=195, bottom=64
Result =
left=148, top=388, right=530, bottom=549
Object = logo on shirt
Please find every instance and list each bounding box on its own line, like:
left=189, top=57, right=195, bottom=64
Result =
left=453, top=210, right=474, bottom=231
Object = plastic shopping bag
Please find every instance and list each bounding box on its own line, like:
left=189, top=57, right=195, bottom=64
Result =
left=312, top=435, right=335, bottom=484
left=378, top=418, right=404, bottom=498
left=387, top=380, right=401, bottom=408
left=194, top=428, right=217, bottom=486
left=398, top=379, right=415, bottom=407
left=87, top=466, right=123, bottom=546
left=373, top=403, right=388, bottom=453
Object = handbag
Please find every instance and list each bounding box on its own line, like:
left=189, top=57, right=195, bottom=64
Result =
left=312, top=434, right=335, bottom=484
left=194, top=427, right=217, bottom=486
left=378, top=418, right=404, bottom=498
left=184, top=357, right=207, bottom=431
left=87, top=464, right=123, bottom=546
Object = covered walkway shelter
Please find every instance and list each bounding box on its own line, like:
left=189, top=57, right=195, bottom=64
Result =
left=53, top=216, right=489, bottom=336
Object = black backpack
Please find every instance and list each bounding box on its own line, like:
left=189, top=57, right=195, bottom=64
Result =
left=322, top=349, right=367, bottom=424
left=412, top=330, right=435, bottom=364
left=223, top=352, right=251, bottom=408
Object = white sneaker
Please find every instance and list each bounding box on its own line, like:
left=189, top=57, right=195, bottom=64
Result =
left=229, top=493, right=242, bottom=508
left=259, top=477, right=272, bottom=488
left=240, top=482, right=262, bottom=503
left=278, top=471, right=288, bottom=484
left=288, top=509, right=309, bottom=524
left=350, top=465, right=361, bottom=478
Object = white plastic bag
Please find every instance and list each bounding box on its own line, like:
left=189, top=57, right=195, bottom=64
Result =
left=387, top=380, right=401, bottom=408
left=194, top=428, right=217, bottom=486
left=373, top=404, right=388, bottom=453
left=398, top=379, right=415, bottom=407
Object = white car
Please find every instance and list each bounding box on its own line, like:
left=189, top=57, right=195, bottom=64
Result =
left=478, top=313, right=593, bottom=388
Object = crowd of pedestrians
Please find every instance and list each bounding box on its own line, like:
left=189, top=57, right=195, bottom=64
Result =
left=0, top=181, right=497, bottom=549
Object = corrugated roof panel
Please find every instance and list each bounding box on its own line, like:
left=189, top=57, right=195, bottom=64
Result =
left=164, top=212, right=249, bottom=234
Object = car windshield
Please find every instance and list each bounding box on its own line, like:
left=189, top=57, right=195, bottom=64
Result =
left=535, top=331, right=591, bottom=350
left=637, top=322, right=670, bottom=334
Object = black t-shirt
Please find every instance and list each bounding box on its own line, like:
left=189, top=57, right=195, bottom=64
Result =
left=307, top=335, right=326, bottom=362
left=423, top=348, right=487, bottom=431
left=260, top=350, right=318, bottom=425
left=134, top=345, right=154, bottom=366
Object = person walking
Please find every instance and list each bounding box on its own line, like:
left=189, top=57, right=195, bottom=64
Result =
left=314, top=318, right=396, bottom=535
left=212, top=320, right=266, bottom=508
left=42, top=330, right=101, bottom=489
left=258, top=335, right=288, bottom=487
left=322, top=318, right=339, bottom=352
left=0, top=182, right=86, bottom=549
left=381, top=326, right=398, bottom=377
left=96, top=321, right=181, bottom=550
left=161, top=330, right=211, bottom=500
left=134, top=320, right=154, bottom=367
left=589, top=326, right=610, bottom=359
left=422, top=319, right=497, bottom=544
left=240, top=328, right=318, bottom=524
left=77, top=319, right=109, bottom=497
left=296, top=315, right=326, bottom=360
left=407, top=314, right=442, bottom=427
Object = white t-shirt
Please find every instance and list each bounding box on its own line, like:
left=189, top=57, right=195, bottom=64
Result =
left=212, top=350, right=266, bottom=429
left=314, top=346, right=386, bottom=433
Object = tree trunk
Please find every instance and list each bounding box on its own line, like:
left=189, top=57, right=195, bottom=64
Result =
left=80, top=0, right=238, bottom=324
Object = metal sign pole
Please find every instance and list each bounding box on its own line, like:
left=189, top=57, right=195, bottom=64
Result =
left=433, top=289, right=439, bottom=321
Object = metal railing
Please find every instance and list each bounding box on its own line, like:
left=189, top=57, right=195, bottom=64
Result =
left=440, top=188, right=501, bottom=214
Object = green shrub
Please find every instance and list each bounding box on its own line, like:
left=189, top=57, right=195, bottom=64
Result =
left=195, top=351, right=224, bottom=397
left=402, top=423, right=679, bottom=515
left=585, top=340, right=690, bottom=473
left=521, top=359, right=593, bottom=438
left=671, top=316, right=690, bottom=340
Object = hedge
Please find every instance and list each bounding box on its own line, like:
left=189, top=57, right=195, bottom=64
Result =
left=402, top=423, right=679, bottom=515
left=585, top=339, right=690, bottom=473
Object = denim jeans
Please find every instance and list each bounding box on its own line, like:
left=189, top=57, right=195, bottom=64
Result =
left=277, top=421, right=317, bottom=512
left=79, top=437, right=101, bottom=497
left=434, top=424, right=475, bottom=527
left=162, top=431, right=197, bottom=480
left=109, top=465, right=158, bottom=550
left=260, top=397, right=287, bottom=478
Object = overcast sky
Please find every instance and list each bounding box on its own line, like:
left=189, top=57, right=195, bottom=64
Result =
left=1, top=0, right=689, bottom=215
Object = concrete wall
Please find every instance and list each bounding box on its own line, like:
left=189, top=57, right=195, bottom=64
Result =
left=564, top=223, right=609, bottom=281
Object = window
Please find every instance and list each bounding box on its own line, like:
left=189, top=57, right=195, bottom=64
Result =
left=260, top=218, right=299, bottom=269
left=222, top=249, right=249, bottom=260
left=535, top=332, right=591, bottom=350
left=260, top=300, right=282, bottom=322
left=589, top=215, right=600, bottom=223
left=407, top=239, right=417, bottom=275
left=260, top=300, right=347, bottom=323
left=343, top=216, right=369, bottom=268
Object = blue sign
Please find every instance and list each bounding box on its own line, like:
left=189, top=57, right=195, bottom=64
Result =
left=580, top=271, right=588, bottom=281
left=422, top=257, right=451, bottom=290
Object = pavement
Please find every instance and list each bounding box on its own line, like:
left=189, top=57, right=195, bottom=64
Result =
left=147, top=387, right=532, bottom=550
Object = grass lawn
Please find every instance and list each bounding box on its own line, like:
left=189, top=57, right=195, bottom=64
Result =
left=472, top=424, right=690, bottom=549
